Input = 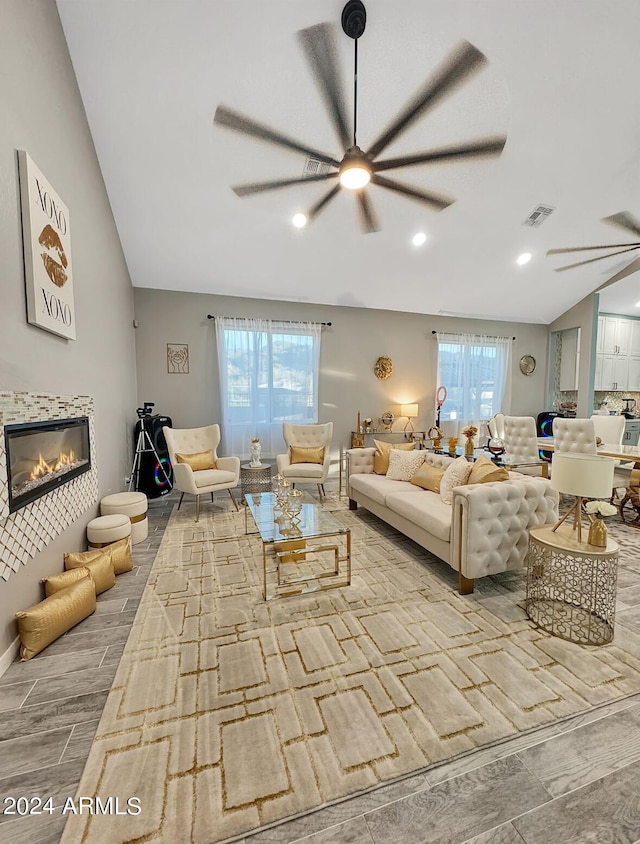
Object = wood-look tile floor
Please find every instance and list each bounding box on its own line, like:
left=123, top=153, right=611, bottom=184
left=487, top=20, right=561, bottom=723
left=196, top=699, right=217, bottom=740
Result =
left=2, top=485, right=640, bottom=844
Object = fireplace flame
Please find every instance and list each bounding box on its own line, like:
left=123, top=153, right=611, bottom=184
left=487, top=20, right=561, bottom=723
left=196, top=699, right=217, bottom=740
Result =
left=29, top=449, right=77, bottom=481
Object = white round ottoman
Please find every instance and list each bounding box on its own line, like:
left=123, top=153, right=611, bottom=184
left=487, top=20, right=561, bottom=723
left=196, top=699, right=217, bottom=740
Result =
left=100, top=492, right=149, bottom=544
left=87, top=514, right=131, bottom=549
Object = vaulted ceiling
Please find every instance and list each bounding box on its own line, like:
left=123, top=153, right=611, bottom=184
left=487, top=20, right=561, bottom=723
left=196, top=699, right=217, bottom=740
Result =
left=56, top=0, right=640, bottom=324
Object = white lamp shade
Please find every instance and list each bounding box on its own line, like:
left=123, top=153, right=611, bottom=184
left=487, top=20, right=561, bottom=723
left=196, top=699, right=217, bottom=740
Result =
left=550, top=453, right=614, bottom=498
left=400, top=403, right=419, bottom=418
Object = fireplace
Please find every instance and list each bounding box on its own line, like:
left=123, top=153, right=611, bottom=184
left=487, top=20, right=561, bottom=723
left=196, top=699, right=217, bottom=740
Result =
left=5, top=416, right=91, bottom=513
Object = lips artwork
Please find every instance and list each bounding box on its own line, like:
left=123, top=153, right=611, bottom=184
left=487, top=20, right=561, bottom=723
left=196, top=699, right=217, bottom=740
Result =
left=38, top=224, right=68, bottom=288
left=18, top=150, right=76, bottom=339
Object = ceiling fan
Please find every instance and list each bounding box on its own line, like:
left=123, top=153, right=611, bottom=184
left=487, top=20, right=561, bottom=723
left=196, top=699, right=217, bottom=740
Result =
left=213, top=0, right=507, bottom=233
left=547, top=212, right=640, bottom=288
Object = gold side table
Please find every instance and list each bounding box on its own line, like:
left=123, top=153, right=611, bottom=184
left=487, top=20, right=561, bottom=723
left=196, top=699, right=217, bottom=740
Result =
left=240, top=464, right=272, bottom=502
left=525, top=524, right=619, bottom=645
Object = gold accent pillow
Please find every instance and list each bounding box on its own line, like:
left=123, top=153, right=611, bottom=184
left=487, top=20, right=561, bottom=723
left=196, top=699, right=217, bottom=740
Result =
left=373, top=439, right=415, bottom=475
left=108, top=536, right=134, bottom=574
left=64, top=549, right=115, bottom=595
left=467, top=454, right=510, bottom=485
left=175, top=449, right=217, bottom=470
left=410, top=463, right=445, bottom=493
left=42, top=566, right=93, bottom=598
left=289, top=445, right=325, bottom=465
left=16, top=577, right=96, bottom=661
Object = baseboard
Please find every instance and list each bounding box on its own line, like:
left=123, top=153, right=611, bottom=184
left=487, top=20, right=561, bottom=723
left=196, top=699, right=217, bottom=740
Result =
left=0, top=636, right=20, bottom=678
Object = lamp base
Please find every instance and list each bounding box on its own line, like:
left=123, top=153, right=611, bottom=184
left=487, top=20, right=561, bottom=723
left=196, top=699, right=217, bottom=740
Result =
left=551, top=495, right=586, bottom=543
left=403, top=420, right=415, bottom=434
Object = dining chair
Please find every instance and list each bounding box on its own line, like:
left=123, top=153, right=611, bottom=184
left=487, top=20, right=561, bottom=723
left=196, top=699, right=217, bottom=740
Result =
left=552, top=418, right=597, bottom=454
left=502, top=415, right=546, bottom=476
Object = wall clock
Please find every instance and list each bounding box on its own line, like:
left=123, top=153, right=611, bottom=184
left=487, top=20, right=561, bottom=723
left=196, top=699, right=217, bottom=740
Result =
left=374, top=356, right=393, bottom=380
left=519, top=354, right=536, bottom=375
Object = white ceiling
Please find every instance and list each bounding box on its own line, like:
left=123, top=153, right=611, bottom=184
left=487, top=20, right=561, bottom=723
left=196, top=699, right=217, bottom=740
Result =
left=56, top=0, right=640, bottom=324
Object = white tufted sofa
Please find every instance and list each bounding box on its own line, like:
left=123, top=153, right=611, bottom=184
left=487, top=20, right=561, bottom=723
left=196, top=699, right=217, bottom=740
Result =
left=347, top=448, right=558, bottom=595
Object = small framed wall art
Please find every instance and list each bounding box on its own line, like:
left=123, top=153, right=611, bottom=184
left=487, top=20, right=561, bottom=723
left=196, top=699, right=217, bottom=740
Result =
left=18, top=151, right=76, bottom=340
left=167, top=343, right=189, bottom=374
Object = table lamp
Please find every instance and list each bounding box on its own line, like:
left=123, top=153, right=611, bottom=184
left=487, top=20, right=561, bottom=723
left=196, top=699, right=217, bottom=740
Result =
left=550, top=452, right=614, bottom=543
left=400, top=403, right=419, bottom=434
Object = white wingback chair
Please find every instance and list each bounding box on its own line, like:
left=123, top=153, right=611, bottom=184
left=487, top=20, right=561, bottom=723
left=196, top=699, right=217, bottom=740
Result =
left=163, top=424, right=240, bottom=521
left=552, top=418, right=597, bottom=454
left=488, top=413, right=505, bottom=440
left=503, top=415, right=545, bottom=476
left=276, top=422, right=333, bottom=499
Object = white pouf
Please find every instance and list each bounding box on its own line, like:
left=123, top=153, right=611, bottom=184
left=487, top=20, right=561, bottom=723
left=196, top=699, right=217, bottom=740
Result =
left=100, top=492, right=149, bottom=545
left=87, top=514, right=131, bottom=549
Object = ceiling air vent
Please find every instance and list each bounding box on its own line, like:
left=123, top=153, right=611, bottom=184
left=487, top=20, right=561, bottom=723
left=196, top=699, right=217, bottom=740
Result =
left=302, top=157, right=334, bottom=178
left=523, top=204, right=555, bottom=227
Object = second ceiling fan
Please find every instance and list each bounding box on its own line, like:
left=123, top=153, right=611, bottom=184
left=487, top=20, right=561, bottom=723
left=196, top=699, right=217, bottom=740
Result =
left=214, top=1, right=507, bottom=233
left=547, top=212, right=640, bottom=288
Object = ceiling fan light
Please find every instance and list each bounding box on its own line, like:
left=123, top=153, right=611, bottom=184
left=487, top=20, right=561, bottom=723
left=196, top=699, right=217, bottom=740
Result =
left=292, top=213, right=307, bottom=228
left=339, top=165, right=371, bottom=190
left=412, top=232, right=427, bottom=247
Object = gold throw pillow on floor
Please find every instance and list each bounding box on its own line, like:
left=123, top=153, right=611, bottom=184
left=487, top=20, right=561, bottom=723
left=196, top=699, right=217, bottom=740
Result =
left=42, top=566, right=94, bottom=597
left=65, top=548, right=116, bottom=594
left=16, top=577, right=96, bottom=661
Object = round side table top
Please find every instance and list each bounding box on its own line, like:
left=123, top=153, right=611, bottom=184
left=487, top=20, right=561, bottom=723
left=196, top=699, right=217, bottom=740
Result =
left=530, top=523, right=619, bottom=555
left=241, top=463, right=270, bottom=471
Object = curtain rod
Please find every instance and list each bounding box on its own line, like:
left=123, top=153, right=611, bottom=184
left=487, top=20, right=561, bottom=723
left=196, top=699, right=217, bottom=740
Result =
left=208, top=315, right=332, bottom=326
left=432, top=330, right=516, bottom=340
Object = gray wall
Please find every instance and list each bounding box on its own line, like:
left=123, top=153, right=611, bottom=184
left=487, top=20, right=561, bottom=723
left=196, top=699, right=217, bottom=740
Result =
left=133, top=288, right=550, bottom=460
left=0, top=1, right=137, bottom=658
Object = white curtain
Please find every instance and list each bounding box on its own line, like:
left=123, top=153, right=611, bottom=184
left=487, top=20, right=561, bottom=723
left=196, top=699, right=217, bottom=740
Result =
left=435, top=332, right=512, bottom=441
left=216, top=317, right=322, bottom=458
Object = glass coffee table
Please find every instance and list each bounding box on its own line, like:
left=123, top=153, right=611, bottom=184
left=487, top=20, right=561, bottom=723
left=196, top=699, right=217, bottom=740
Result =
left=244, top=491, right=351, bottom=600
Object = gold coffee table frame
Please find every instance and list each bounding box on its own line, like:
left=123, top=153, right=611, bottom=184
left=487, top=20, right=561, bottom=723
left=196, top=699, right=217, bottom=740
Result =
left=525, top=524, right=619, bottom=645
left=245, top=491, right=351, bottom=601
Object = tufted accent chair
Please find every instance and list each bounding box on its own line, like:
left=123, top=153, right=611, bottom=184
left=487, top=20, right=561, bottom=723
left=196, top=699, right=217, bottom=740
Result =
left=488, top=412, right=505, bottom=440
left=277, top=422, right=333, bottom=498
left=163, top=424, right=240, bottom=522
left=503, top=416, right=545, bottom=476
left=552, top=418, right=597, bottom=454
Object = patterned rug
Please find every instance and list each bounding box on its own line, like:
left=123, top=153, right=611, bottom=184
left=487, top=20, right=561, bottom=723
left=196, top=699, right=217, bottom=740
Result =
left=61, top=493, right=640, bottom=844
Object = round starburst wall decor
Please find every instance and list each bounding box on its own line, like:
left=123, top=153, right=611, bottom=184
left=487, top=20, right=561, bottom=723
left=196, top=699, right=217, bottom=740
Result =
left=374, top=356, right=393, bottom=380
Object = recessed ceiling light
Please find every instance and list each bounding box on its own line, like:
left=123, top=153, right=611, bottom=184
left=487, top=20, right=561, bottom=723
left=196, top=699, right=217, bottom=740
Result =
left=292, top=213, right=307, bottom=229
left=635, top=301, right=640, bottom=308
left=516, top=252, right=532, bottom=265
left=412, top=232, right=427, bottom=247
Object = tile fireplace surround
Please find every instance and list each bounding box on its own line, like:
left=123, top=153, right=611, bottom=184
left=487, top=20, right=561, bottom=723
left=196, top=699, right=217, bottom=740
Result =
left=0, top=392, right=98, bottom=582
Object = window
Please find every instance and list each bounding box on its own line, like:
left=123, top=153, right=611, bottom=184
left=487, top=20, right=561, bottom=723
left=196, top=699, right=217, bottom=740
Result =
left=216, top=317, right=321, bottom=457
left=435, top=333, right=512, bottom=430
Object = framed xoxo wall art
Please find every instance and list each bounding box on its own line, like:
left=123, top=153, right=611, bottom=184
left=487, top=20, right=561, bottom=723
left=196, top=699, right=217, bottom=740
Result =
left=18, top=151, right=76, bottom=340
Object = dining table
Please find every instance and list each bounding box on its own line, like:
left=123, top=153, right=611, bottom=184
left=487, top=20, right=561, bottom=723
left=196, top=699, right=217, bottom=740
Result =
left=536, top=437, right=640, bottom=524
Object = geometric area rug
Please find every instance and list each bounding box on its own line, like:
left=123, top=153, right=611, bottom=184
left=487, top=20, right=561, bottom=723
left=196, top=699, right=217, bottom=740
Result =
left=60, top=494, right=640, bottom=843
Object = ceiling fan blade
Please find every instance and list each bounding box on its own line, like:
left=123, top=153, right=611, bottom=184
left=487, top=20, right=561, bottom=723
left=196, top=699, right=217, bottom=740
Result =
left=214, top=106, right=341, bottom=168
left=356, top=191, right=380, bottom=234
left=367, top=41, right=487, bottom=161
left=595, top=255, right=640, bottom=291
left=547, top=243, right=640, bottom=255
left=603, top=212, right=640, bottom=239
left=371, top=174, right=454, bottom=210
left=373, top=137, right=506, bottom=172
left=232, top=172, right=338, bottom=197
left=298, top=23, right=352, bottom=151
left=307, top=184, right=342, bottom=222
left=551, top=245, right=640, bottom=272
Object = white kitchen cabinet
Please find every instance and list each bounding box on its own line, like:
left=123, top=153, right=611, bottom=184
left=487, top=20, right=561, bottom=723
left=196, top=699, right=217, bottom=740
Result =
left=628, top=355, right=640, bottom=391
left=560, top=328, right=579, bottom=390
left=630, top=321, right=640, bottom=355
left=623, top=420, right=640, bottom=446
left=598, top=353, right=628, bottom=391
left=600, top=316, right=630, bottom=356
